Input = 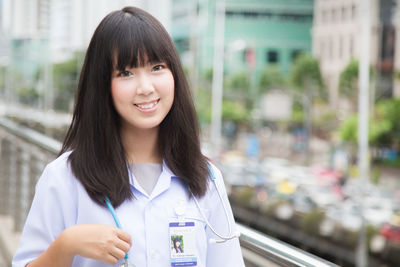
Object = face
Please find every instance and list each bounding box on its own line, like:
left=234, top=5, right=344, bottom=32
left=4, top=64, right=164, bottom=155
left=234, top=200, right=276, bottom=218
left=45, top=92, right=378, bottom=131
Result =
left=111, top=61, right=175, bottom=133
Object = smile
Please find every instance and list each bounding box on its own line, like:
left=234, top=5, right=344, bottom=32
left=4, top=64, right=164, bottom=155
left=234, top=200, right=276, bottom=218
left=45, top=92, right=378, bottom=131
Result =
left=134, top=99, right=160, bottom=111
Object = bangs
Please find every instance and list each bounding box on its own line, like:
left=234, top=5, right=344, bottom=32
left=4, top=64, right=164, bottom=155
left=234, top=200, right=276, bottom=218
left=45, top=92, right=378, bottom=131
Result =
left=111, top=13, right=171, bottom=71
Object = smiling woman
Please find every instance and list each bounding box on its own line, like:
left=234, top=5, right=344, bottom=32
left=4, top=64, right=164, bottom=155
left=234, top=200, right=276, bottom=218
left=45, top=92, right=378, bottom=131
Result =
left=111, top=62, right=175, bottom=135
left=12, top=6, right=244, bottom=267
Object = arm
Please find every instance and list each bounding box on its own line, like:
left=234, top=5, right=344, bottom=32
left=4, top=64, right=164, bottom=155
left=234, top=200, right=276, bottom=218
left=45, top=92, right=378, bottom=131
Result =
left=205, top=164, right=245, bottom=267
left=27, top=224, right=131, bottom=267
left=13, top=159, right=131, bottom=266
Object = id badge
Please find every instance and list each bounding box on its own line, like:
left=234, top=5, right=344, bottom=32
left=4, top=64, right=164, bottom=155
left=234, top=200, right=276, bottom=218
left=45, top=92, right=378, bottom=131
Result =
left=169, top=221, right=198, bottom=266
left=118, top=262, right=135, bottom=267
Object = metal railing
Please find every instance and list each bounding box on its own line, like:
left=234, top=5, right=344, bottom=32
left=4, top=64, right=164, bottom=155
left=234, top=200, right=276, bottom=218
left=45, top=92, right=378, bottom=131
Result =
left=0, top=117, right=338, bottom=267
left=238, top=224, right=338, bottom=267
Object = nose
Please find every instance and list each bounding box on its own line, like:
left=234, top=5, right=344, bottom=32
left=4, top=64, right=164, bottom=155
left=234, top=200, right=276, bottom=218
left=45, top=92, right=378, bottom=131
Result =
left=136, top=72, right=154, bottom=95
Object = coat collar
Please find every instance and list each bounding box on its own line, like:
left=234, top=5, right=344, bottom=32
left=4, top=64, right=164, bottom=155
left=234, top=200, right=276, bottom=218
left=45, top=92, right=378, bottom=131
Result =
left=128, top=160, right=174, bottom=199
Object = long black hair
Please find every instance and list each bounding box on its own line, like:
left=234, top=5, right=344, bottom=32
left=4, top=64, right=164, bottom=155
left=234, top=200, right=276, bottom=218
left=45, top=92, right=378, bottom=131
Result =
left=59, top=6, right=209, bottom=207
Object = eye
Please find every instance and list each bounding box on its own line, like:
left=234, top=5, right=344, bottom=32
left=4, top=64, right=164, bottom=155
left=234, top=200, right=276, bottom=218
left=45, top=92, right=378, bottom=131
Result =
left=152, top=64, right=166, bottom=72
left=117, top=70, right=133, bottom=77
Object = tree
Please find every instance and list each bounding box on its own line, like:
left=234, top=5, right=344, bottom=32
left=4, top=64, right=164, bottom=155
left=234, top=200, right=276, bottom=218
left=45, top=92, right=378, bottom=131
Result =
left=52, top=51, right=85, bottom=111
left=339, top=60, right=359, bottom=107
left=290, top=54, right=324, bottom=97
left=339, top=60, right=375, bottom=109
left=290, top=54, right=324, bottom=164
left=224, top=71, right=251, bottom=108
left=339, top=114, right=392, bottom=145
left=258, top=65, right=286, bottom=93
left=339, top=98, right=400, bottom=149
left=373, top=98, right=400, bottom=148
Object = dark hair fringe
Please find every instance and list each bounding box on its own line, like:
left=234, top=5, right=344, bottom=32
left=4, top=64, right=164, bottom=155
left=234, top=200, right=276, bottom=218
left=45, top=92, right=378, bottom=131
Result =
left=59, top=6, right=209, bottom=208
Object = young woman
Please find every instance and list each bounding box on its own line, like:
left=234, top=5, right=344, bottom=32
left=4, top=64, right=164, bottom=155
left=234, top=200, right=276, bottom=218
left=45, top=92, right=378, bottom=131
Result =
left=12, top=6, right=244, bottom=267
left=171, top=237, right=184, bottom=254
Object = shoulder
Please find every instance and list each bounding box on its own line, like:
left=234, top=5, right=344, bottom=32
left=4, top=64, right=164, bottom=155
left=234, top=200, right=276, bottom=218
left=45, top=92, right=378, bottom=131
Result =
left=36, top=151, right=77, bottom=193
left=204, top=160, right=227, bottom=197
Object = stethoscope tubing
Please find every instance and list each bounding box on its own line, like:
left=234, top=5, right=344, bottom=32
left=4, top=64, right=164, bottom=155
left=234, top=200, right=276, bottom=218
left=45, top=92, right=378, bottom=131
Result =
left=105, top=196, right=129, bottom=261
left=191, top=163, right=238, bottom=243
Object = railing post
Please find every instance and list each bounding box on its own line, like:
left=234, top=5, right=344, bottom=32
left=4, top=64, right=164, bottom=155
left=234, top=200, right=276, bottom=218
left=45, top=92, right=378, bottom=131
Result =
left=0, top=136, right=9, bottom=215
left=15, top=149, right=30, bottom=231
left=14, top=147, right=22, bottom=231
left=8, top=141, right=17, bottom=219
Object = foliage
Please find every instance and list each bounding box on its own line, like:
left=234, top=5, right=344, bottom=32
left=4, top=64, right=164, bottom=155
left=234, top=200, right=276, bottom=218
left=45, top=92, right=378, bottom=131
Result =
left=230, top=186, right=254, bottom=207
left=338, top=60, right=358, bottom=102
left=374, top=98, right=400, bottom=147
left=339, top=98, right=400, bottom=147
left=203, top=68, right=213, bottom=83
left=222, top=99, right=249, bottom=122
left=339, top=114, right=392, bottom=144
left=339, top=115, right=358, bottom=142
left=194, top=88, right=212, bottom=125
left=258, top=65, right=286, bottom=93
left=338, top=60, right=375, bottom=107
left=224, top=71, right=252, bottom=109
left=290, top=53, right=324, bottom=96
left=226, top=72, right=250, bottom=93
left=52, top=51, right=85, bottom=111
left=288, top=103, right=304, bottom=128
left=300, top=209, right=325, bottom=236
left=194, top=87, right=250, bottom=125
left=17, top=86, right=40, bottom=105
left=313, top=109, right=339, bottom=138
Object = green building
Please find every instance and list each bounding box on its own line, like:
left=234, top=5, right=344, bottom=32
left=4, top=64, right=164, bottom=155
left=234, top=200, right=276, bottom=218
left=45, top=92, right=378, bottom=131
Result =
left=171, top=0, right=314, bottom=81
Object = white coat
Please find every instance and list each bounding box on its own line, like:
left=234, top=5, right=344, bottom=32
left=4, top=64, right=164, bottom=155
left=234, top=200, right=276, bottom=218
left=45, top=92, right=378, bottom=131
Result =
left=12, top=152, right=245, bottom=267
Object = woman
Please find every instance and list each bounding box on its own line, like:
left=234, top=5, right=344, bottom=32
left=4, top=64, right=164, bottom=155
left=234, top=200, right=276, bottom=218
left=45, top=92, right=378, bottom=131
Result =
left=172, top=237, right=183, bottom=254
left=13, top=6, right=244, bottom=267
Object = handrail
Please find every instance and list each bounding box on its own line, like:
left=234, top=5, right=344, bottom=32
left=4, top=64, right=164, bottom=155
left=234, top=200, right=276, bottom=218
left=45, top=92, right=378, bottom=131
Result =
left=0, top=117, right=61, bottom=154
left=237, top=223, right=339, bottom=267
left=0, top=116, right=338, bottom=266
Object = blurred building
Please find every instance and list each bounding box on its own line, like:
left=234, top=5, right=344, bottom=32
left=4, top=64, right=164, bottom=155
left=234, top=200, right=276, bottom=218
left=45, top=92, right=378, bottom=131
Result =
left=171, top=0, right=314, bottom=81
left=0, top=0, right=171, bottom=107
left=0, top=0, right=171, bottom=64
left=312, top=0, right=399, bottom=109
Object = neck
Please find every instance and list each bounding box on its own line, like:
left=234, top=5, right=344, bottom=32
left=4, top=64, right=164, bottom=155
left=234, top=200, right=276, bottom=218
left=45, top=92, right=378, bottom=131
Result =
left=120, top=126, right=162, bottom=164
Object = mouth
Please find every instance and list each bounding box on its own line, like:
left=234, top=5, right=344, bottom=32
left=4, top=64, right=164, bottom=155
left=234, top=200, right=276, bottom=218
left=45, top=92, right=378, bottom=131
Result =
left=134, top=99, right=160, bottom=111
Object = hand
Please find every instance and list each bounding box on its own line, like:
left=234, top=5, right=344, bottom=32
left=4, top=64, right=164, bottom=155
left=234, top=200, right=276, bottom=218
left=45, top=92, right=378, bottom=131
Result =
left=63, top=224, right=131, bottom=265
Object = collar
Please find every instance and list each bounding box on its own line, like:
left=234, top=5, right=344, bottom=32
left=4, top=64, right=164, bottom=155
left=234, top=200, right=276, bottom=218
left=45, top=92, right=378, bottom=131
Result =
left=128, top=160, right=174, bottom=199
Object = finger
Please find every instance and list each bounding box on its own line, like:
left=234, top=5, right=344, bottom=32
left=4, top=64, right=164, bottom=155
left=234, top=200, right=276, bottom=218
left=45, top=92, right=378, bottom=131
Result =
left=103, top=253, right=119, bottom=265
left=115, top=228, right=132, bottom=244
left=115, top=238, right=131, bottom=253
left=109, top=247, right=126, bottom=261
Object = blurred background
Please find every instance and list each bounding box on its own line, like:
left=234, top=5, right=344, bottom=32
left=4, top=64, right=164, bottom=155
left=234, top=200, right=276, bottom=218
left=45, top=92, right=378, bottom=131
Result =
left=0, top=0, right=400, bottom=266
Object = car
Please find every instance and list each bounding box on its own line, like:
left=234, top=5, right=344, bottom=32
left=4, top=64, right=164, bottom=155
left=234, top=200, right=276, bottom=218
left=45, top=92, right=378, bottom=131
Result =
left=380, top=223, right=400, bottom=243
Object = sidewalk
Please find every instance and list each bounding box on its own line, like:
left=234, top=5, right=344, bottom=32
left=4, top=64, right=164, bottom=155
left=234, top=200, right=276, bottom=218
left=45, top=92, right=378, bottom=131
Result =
left=0, top=215, right=21, bottom=266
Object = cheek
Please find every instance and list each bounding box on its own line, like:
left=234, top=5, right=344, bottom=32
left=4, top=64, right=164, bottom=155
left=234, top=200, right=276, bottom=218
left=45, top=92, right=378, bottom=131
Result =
left=111, top=80, right=131, bottom=104
left=162, top=72, right=175, bottom=101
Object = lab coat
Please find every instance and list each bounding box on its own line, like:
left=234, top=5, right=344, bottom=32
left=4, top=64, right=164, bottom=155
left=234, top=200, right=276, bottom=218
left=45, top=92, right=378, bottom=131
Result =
left=12, top=152, right=245, bottom=267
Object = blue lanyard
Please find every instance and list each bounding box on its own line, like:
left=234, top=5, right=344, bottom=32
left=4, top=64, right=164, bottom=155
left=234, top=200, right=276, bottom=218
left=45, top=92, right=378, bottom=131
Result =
left=105, top=196, right=129, bottom=262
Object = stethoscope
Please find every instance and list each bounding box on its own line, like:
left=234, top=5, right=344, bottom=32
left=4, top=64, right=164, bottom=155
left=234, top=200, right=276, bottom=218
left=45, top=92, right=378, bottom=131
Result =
left=191, top=163, right=241, bottom=244
left=104, top=163, right=240, bottom=266
left=105, top=195, right=133, bottom=267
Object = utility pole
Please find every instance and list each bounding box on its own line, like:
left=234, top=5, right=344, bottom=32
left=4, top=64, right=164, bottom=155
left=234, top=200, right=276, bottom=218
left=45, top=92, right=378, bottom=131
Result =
left=210, top=0, right=225, bottom=158
left=356, top=0, right=370, bottom=266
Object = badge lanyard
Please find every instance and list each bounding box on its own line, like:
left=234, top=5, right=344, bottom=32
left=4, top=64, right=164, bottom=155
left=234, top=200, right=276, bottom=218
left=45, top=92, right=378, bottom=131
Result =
left=105, top=196, right=135, bottom=267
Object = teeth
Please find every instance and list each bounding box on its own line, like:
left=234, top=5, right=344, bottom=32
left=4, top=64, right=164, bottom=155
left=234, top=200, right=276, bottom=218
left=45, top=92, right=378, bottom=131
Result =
left=137, top=101, right=157, bottom=109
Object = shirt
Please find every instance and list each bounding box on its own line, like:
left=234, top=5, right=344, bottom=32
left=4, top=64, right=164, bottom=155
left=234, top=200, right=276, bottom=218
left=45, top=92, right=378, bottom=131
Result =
left=129, top=163, right=161, bottom=195
left=12, top=152, right=245, bottom=267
